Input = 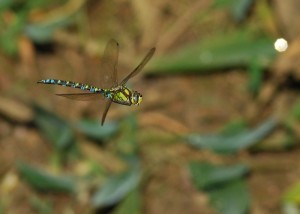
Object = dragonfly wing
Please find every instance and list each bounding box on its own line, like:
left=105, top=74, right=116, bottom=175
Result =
left=56, top=93, right=103, bottom=101
left=100, top=39, right=119, bottom=88
left=101, top=100, right=113, bottom=125
left=120, top=47, right=155, bottom=85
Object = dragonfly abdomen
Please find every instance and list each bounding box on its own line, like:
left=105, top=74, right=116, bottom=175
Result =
left=37, top=79, right=103, bottom=93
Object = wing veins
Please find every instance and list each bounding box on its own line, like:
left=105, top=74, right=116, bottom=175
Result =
left=120, top=47, right=156, bottom=85
left=101, top=100, right=113, bottom=125
left=100, top=39, right=119, bottom=88
left=56, top=93, right=102, bottom=101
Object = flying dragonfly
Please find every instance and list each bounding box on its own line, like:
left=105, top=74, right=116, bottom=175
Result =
left=37, top=39, right=156, bottom=125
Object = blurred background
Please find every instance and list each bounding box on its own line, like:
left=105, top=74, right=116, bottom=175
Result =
left=1, top=0, right=300, bottom=213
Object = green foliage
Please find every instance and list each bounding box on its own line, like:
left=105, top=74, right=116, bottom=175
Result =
left=247, top=57, right=264, bottom=95
left=89, top=114, right=142, bottom=208
left=116, top=114, right=139, bottom=158
left=18, top=162, right=75, bottom=193
left=209, top=180, right=250, bottom=214
left=76, top=119, right=119, bottom=141
left=189, top=162, right=249, bottom=190
left=149, top=29, right=276, bottom=74
left=91, top=166, right=141, bottom=208
left=0, top=201, right=3, bottom=214
left=113, top=188, right=142, bottom=214
left=291, top=100, right=300, bottom=119
left=30, top=197, right=53, bottom=214
left=282, top=181, right=300, bottom=214
left=0, top=11, right=26, bottom=55
left=0, top=0, right=57, bottom=11
left=24, top=2, right=81, bottom=43
left=25, top=0, right=62, bottom=11
left=220, top=119, right=248, bottom=136
left=189, top=162, right=250, bottom=214
left=214, top=0, right=254, bottom=22
left=33, top=104, right=76, bottom=152
left=185, top=117, right=278, bottom=154
left=0, top=0, right=83, bottom=55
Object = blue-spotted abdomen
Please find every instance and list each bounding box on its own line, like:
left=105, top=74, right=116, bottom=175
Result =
left=37, top=79, right=103, bottom=94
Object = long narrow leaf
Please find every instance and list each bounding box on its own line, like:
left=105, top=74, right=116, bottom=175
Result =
left=76, top=119, right=119, bottom=140
left=113, top=188, right=142, bottom=214
left=189, top=162, right=249, bottom=189
left=33, top=104, right=75, bottom=151
left=18, top=163, right=75, bottom=193
left=91, top=167, right=141, bottom=207
left=209, top=179, right=250, bottom=214
left=25, top=0, right=85, bottom=43
left=148, top=29, right=276, bottom=74
left=185, top=117, right=278, bottom=153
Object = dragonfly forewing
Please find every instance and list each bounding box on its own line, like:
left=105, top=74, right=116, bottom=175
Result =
left=100, top=39, right=119, bottom=88
left=120, top=47, right=156, bottom=85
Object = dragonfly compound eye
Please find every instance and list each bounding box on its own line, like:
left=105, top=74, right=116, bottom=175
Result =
left=131, top=92, right=142, bottom=105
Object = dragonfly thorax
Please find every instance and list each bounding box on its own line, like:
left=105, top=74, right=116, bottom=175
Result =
left=107, top=85, right=142, bottom=106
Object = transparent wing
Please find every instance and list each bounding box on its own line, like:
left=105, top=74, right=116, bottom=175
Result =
left=120, top=48, right=155, bottom=85
left=101, top=100, right=113, bottom=125
left=56, top=93, right=103, bottom=101
left=100, top=39, right=119, bottom=88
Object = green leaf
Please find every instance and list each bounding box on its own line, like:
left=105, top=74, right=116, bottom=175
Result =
left=189, top=162, right=249, bottom=190
left=113, top=188, right=142, bottom=214
left=0, top=0, right=18, bottom=11
left=30, top=196, right=53, bottom=214
left=33, top=104, right=75, bottom=151
left=209, top=179, right=250, bottom=214
left=25, top=0, right=57, bottom=10
left=148, top=29, right=276, bottom=74
left=291, top=100, right=300, bottom=119
left=282, top=181, right=300, bottom=204
left=76, top=119, right=119, bottom=140
left=189, top=162, right=250, bottom=214
left=18, top=162, right=75, bottom=193
left=247, top=57, right=264, bottom=95
left=0, top=10, right=26, bottom=56
left=0, top=201, right=3, bottom=214
left=185, top=117, right=278, bottom=154
left=25, top=16, right=74, bottom=43
left=114, top=114, right=139, bottom=159
left=24, top=0, right=85, bottom=43
left=91, top=167, right=141, bottom=207
left=220, top=119, right=248, bottom=136
left=214, top=0, right=254, bottom=22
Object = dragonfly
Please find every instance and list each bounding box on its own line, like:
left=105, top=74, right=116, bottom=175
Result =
left=37, top=39, right=156, bottom=125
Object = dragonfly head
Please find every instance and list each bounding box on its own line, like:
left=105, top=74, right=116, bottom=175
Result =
left=131, top=91, right=142, bottom=105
